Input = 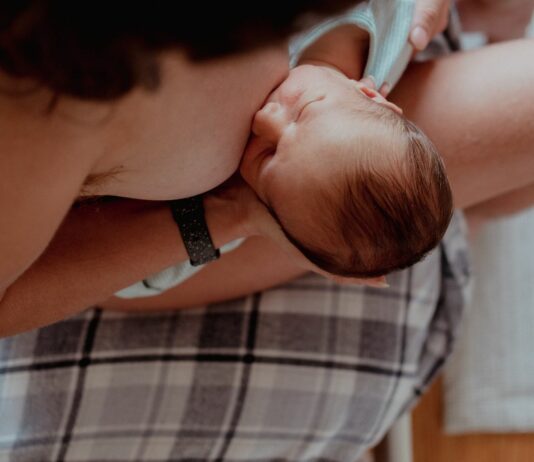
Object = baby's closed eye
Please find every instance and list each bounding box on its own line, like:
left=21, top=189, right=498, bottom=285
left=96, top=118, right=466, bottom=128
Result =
left=296, top=95, right=326, bottom=121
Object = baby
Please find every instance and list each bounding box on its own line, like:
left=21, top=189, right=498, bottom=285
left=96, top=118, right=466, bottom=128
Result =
left=239, top=64, right=452, bottom=279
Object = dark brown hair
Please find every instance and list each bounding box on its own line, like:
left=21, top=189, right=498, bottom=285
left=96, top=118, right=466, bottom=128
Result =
left=0, top=1, right=354, bottom=100
left=277, top=108, right=453, bottom=278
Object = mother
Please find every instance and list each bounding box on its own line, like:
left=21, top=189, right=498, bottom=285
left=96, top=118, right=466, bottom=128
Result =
left=1, top=2, right=534, bottom=461
left=0, top=1, right=353, bottom=335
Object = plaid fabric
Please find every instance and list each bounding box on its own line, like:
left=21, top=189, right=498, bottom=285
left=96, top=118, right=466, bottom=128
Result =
left=0, top=213, right=470, bottom=461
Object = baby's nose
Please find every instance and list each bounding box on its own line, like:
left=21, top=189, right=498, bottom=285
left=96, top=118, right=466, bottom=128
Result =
left=252, top=102, right=289, bottom=144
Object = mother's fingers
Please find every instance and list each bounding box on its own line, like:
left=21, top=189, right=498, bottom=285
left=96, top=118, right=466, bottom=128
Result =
left=410, top=0, right=451, bottom=51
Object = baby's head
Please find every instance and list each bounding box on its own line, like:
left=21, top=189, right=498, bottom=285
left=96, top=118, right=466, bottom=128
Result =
left=240, top=65, right=453, bottom=278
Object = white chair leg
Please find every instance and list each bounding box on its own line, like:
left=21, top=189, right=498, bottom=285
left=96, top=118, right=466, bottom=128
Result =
left=380, top=413, right=414, bottom=462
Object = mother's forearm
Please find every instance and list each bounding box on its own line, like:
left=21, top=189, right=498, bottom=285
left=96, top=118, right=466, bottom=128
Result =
left=0, top=196, right=242, bottom=337
left=100, top=236, right=306, bottom=311
left=391, top=38, right=534, bottom=209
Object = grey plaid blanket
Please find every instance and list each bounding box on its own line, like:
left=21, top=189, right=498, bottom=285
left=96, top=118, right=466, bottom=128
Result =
left=0, top=212, right=470, bottom=461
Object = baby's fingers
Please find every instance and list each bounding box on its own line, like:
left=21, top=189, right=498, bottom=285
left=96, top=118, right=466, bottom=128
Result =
left=361, top=76, right=390, bottom=97
left=378, top=82, right=391, bottom=97
left=359, top=76, right=376, bottom=90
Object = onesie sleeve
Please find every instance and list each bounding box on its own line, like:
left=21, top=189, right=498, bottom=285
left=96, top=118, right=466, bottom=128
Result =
left=290, top=0, right=415, bottom=89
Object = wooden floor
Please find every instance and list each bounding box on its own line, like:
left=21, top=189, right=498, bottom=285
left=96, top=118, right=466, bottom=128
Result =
left=412, top=376, right=534, bottom=462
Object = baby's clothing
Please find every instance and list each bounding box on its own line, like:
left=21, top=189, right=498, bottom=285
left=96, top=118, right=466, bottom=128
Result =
left=290, top=0, right=415, bottom=88
left=116, top=0, right=415, bottom=299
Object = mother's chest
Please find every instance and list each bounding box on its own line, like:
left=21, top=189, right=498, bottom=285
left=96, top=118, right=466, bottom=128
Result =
left=96, top=49, right=288, bottom=200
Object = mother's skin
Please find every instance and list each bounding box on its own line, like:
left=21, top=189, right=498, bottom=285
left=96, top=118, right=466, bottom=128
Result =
left=104, top=38, right=534, bottom=311
left=1, top=39, right=534, bottom=334
left=0, top=46, right=288, bottom=336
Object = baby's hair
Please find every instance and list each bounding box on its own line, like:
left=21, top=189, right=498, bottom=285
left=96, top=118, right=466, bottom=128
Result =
left=279, top=103, right=453, bottom=278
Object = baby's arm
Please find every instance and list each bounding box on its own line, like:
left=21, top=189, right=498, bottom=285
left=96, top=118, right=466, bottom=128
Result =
left=297, top=24, right=370, bottom=81
left=293, top=0, right=415, bottom=95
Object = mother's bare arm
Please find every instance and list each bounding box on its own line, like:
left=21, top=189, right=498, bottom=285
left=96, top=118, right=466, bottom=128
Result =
left=101, top=236, right=306, bottom=311
left=392, top=38, right=534, bottom=209
left=0, top=196, right=246, bottom=336
left=103, top=38, right=534, bottom=311
left=0, top=87, right=246, bottom=337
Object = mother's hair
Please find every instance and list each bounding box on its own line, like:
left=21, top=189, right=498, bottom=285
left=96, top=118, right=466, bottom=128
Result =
left=0, top=1, right=354, bottom=100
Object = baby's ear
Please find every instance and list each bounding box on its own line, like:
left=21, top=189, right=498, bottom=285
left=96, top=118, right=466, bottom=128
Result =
left=328, top=275, right=389, bottom=288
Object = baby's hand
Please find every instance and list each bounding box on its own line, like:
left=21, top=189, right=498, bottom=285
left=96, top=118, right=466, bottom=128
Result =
left=297, top=24, right=369, bottom=81
left=359, top=76, right=391, bottom=97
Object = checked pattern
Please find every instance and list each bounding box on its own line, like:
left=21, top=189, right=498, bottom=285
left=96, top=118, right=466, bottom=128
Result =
left=0, top=213, right=469, bottom=461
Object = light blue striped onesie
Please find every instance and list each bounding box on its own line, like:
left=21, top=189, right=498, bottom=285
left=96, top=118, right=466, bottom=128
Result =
left=290, top=0, right=415, bottom=88
left=116, top=0, right=415, bottom=299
